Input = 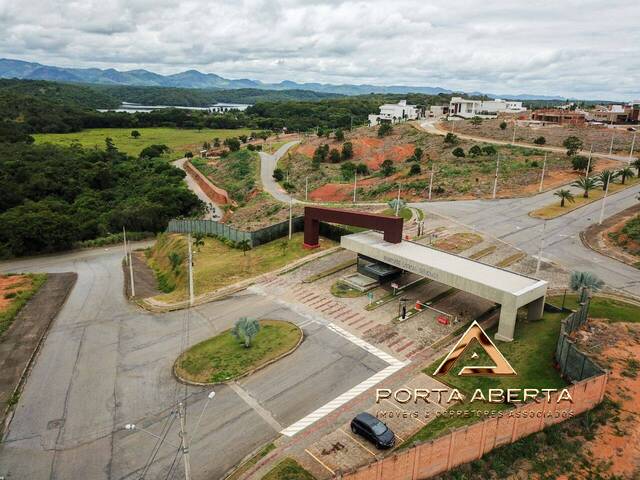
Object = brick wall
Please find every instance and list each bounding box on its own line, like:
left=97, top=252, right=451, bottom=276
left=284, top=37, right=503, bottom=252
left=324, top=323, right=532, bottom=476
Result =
left=183, top=161, right=233, bottom=205
left=339, top=374, right=607, bottom=480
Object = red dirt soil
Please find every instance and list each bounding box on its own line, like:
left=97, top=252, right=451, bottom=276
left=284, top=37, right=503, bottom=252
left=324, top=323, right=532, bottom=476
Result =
left=0, top=275, right=30, bottom=311
left=575, top=321, right=640, bottom=478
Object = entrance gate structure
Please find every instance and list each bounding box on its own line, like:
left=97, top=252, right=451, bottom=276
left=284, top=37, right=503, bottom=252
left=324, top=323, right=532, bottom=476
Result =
left=300, top=206, right=548, bottom=342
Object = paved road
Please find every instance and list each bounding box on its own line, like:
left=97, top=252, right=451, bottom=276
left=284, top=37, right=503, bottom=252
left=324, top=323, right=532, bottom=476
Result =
left=413, top=182, right=640, bottom=297
left=0, top=245, right=385, bottom=479
left=419, top=120, right=637, bottom=163
left=259, top=141, right=300, bottom=203
left=172, top=158, right=221, bottom=219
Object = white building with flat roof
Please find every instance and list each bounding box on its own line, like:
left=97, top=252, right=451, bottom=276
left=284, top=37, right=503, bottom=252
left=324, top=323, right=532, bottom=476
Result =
left=449, top=97, right=526, bottom=119
left=368, top=100, right=421, bottom=125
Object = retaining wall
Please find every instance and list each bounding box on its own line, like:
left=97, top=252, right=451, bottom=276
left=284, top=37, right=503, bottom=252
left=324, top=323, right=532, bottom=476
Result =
left=183, top=160, right=233, bottom=205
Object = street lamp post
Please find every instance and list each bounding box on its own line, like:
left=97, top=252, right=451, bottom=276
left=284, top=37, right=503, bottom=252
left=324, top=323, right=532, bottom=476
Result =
left=187, top=233, right=194, bottom=307
left=535, top=220, right=547, bottom=276
left=395, top=184, right=401, bottom=216
left=609, top=130, right=615, bottom=155
left=305, top=176, right=308, bottom=201
left=492, top=155, right=500, bottom=199
left=428, top=167, right=434, bottom=201
left=512, top=120, right=517, bottom=144
left=629, top=131, right=636, bottom=165
left=288, top=197, right=293, bottom=240
left=353, top=173, right=357, bottom=203
left=585, top=144, right=593, bottom=179
left=538, top=152, right=547, bottom=193
left=598, top=175, right=610, bottom=225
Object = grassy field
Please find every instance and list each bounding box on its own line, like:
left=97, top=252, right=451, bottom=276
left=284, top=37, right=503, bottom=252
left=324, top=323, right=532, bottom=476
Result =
left=530, top=177, right=640, bottom=219
left=175, top=320, right=301, bottom=384
left=33, top=127, right=251, bottom=159
left=262, top=458, right=316, bottom=480
left=548, top=294, right=640, bottom=323
left=0, top=273, right=47, bottom=336
left=330, top=280, right=365, bottom=298
left=382, top=207, right=413, bottom=221
left=405, top=312, right=566, bottom=444
left=146, top=232, right=336, bottom=303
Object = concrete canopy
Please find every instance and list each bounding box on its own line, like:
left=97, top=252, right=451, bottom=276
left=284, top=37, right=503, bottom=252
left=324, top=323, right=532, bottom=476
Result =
left=341, top=231, right=548, bottom=342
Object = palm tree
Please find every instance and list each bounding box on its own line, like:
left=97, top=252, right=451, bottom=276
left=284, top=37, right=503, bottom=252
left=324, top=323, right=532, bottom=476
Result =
left=554, top=189, right=575, bottom=207
left=597, top=169, right=618, bottom=190
left=232, top=317, right=260, bottom=348
left=571, top=176, right=601, bottom=198
left=569, top=271, right=604, bottom=324
left=193, top=233, right=205, bottom=252
left=237, top=239, right=251, bottom=256
left=618, top=166, right=635, bottom=185
left=632, top=158, right=640, bottom=178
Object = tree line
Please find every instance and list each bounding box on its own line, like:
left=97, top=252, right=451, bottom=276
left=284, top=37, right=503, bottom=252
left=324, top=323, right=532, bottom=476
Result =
left=0, top=132, right=202, bottom=257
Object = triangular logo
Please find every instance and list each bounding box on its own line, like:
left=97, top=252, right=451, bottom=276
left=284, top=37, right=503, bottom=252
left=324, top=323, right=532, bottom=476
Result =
left=433, top=321, right=516, bottom=376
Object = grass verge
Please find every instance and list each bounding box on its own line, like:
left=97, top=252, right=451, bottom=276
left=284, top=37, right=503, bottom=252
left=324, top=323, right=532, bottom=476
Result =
left=147, top=232, right=336, bottom=303
left=0, top=273, right=47, bottom=336
left=303, top=258, right=355, bottom=283
left=530, top=177, right=640, bottom=219
left=226, top=443, right=276, bottom=480
left=548, top=294, right=640, bottom=323
left=175, top=320, right=302, bottom=384
left=262, top=458, right=316, bottom=480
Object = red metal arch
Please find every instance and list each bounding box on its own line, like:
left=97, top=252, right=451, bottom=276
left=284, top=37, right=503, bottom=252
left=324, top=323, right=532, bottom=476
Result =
left=303, top=206, right=403, bottom=248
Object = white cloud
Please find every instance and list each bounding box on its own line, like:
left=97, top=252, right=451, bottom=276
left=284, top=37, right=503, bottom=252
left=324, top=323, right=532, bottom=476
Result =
left=0, top=0, right=637, bottom=99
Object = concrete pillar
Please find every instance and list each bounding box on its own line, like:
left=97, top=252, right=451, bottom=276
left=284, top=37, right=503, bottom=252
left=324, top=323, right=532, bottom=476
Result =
left=495, top=301, right=518, bottom=342
left=527, top=296, right=545, bottom=321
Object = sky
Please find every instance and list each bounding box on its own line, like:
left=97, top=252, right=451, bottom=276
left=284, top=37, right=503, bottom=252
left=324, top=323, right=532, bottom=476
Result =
left=0, top=0, right=638, bottom=100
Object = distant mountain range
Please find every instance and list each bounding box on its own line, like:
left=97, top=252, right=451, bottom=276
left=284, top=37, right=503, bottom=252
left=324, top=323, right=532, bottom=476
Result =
left=0, top=58, right=567, bottom=101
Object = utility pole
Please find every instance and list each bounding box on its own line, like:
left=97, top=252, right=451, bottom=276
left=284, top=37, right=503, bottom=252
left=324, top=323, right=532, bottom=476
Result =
left=535, top=221, right=546, bottom=276
left=585, top=144, right=593, bottom=179
left=353, top=173, right=357, bottom=203
left=598, top=175, right=610, bottom=225
left=428, top=167, right=434, bottom=201
left=395, top=184, right=401, bottom=216
left=512, top=120, right=517, bottom=144
left=629, top=131, right=636, bottom=165
left=187, top=233, right=194, bottom=306
left=128, top=246, right=135, bottom=298
left=178, top=402, right=192, bottom=480
left=288, top=197, right=293, bottom=240
left=538, top=152, right=547, bottom=193
left=609, top=130, right=615, bottom=155
left=492, top=155, right=500, bottom=199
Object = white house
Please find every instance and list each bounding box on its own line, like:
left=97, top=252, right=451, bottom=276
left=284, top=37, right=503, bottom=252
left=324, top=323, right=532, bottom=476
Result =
left=368, top=100, right=420, bottom=125
left=207, top=103, right=252, bottom=113
left=448, top=97, right=526, bottom=119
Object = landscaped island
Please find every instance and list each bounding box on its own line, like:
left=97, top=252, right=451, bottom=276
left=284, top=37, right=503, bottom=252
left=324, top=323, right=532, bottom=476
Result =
left=174, top=320, right=302, bottom=384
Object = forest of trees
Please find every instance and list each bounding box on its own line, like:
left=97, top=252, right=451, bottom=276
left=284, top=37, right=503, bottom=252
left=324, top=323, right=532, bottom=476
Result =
left=0, top=132, right=202, bottom=257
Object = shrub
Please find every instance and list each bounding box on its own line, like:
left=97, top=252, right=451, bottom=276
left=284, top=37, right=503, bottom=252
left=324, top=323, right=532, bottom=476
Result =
left=563, top=136, right=583, bottom=156
left=341, top=141, right=353, bottom=160
left=468, top=145, right=482, bottom=157
left=470, top=116, right=483, bottom=126
left=247, top=144, right=256, bottom=151
left=335, top=129, right=345, bottom=141
left=272, top=168, right=284, bottom=181
left=409, top=164, right=421, bottom=176
left=500, top=121, right=508, bottom=130
left=533, top=136, right=546, bottom=145
left=380, top=159, right=395, bottom=177
left=444, top=133, right=458, bottom=145
left=329, top=148, right=341, bottom=163
left=378, top=123, right=393, bottom=137
left=356, top=163, right=369, bottom=175
left=452, top=147, right=466, bottom=158
left=340, top=162, right=356, bottom=180
left=224, top=137, right=241, bottom=152
left=481, top=145, right=497, bottom=155
left=571, top=155, right=594, bottom=172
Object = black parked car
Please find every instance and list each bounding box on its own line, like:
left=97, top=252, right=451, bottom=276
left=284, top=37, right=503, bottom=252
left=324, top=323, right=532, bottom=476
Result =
left=350, top=412, right=395, bottom=449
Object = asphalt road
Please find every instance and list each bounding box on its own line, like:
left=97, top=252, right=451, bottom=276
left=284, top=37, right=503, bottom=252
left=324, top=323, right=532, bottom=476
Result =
left=419, top=120, right=637, bottom=163
left=414, top=182, right=640, bottom=297
left=0, top=245, right=385, bottom=480
left=172, top=158, right=221, bottom=220
left=259, top=141, right=300, bottom=204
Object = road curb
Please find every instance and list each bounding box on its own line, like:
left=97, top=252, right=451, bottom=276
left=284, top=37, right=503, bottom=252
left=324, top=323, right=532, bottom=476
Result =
left=172, top=321, right=304, bottom=386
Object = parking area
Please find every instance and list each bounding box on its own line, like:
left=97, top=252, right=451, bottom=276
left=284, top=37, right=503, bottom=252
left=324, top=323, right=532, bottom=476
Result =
left=302, top=372, right=455, bottom=476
